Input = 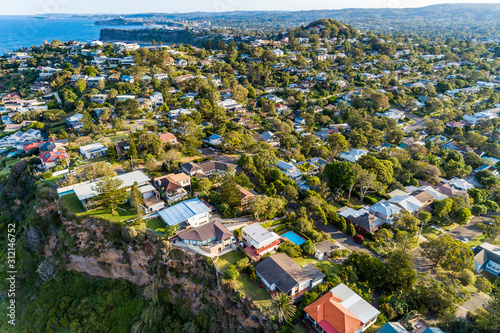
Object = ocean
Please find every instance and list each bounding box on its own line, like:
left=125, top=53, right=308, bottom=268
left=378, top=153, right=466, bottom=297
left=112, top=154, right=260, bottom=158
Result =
left=0, top=17, right=138, bottom=54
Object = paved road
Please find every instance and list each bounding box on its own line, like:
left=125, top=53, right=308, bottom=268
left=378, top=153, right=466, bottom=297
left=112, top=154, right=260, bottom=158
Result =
left=403, top=111, right=426, bottom=132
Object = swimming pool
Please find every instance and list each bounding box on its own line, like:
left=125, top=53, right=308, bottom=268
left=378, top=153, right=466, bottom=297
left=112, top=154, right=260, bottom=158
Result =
left=282, top=231, right=306, bottom=245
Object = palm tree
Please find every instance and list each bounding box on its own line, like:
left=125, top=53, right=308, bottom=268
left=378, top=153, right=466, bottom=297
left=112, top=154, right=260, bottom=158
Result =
left=271, top=292, right=296, bottom=324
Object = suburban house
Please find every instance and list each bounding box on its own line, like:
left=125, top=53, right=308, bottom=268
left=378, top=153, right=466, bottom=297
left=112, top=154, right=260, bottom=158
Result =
left=70, top=171, right=151, bottom=209
left=388, top=195, right=424, bottom=214
left=205, top=134, right=223, bottom=146
left=339, top=149, right=368, bottom=163
left=260, top=131, right=280, bottom=148
left=304, top=283, right=380, bottom=333
left=254, top=253, right=325, bottom=300
left=181, top=161, right=237, bottom=178
left=158, top=132, right=178, bottom=145
left=154, top=174, right=188, bottom=205
left=340, top=207, right=385, bottom=234
left=473, top=242, right=500, bottom=277
left=0, top=129, right=42, bottom=148
left=314, top=240, right=340, bottom=261
left=39, top=150, right=70, bottom=170
left=275, top=160, right=303, bottom=182
left=181, top=162, right=204, bottom=177
left=376, top=322, right=408, bottom=333
left=114, top=139, right=130, bottom=157
left=157, top=198, right=211, bottom=229
left=90, top=94, right=108, bottom=104
left=138, top=184, right=165, bottom=213
left=369, top=201, right=402, bottom=223
left=241, top=223, right=281, bottom=256
left=79, top=143, right=108, bottom=159
left=237, top=185, right=255, bottom=210
left=176, top=220, right=234, bottom=255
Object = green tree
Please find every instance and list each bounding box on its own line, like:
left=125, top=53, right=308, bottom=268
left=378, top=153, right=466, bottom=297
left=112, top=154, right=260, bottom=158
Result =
left=346, top=223, right=356, bottom=237
left=224, top=265, right=239, bottom=281
left=271, top=292, right=296, bottom=324
left=323, top=161, right=354, bottom=193
left=326, top=133, right=349, bottom=158
left=456, top=207, right=471, bottom=225
left=220, top=171, right=241, bottom=208
left=302, top=240, right=316, bottom=256
left=421, top=234, right=474, bottom=272
left=83, top=161, right=116, bottom=181
left=91, top=177, right=128, bottom=213
left=478, top=218, right=500, bottom=242
left=129, top=182, right=144, bottom=223
left=128, top=137, right=138, bottom=159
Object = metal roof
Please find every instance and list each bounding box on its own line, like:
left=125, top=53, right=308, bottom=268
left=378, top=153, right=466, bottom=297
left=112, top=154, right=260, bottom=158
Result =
left=158, top=198, right=210, bottom=226
left=73, top=171, right=150, bottom=201
left=330, top=283, right=380, bottom=325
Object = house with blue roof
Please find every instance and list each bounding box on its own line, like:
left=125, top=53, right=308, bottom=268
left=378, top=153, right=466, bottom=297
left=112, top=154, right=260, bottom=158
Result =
left=376, top=322, right=408, bottom=333
left=275, top=160, right=303, bottom=182
left=205, top=134, right=222, bottom=146
left=121, top=75, right=135, bottom=83
left=158, top=198, right=211, bottom=229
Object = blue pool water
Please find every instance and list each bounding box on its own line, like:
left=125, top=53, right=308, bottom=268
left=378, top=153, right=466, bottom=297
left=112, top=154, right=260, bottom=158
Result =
left=282, top=231, right=305, bottom=245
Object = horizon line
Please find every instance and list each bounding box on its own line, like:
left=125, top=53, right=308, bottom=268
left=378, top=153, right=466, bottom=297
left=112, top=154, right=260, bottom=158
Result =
left=1, top=2, right=499, bottom=16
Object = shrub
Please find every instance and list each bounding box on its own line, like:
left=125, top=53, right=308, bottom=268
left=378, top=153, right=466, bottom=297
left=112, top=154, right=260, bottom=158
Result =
left=475, top=276, right=492, bottom=293
left=346, top=224, right=356, bottom=237
left=471, top=204, right=488, bottom=216
left=458, top=270, right=476, bottom=286
left=224, top=265, right=239, bottom=281
left=363, top=196, right=378, bottom=205
left=341, top=249, right=350, bottom=257
left=331, top=249, right=343, bottom=258
left=273, top=225, right=286, bottom=233
left=41, top=171, right=53, bottom=179
left=353, top=234, right=364, bottom=244
left=484, top=200, right=499, bottom=213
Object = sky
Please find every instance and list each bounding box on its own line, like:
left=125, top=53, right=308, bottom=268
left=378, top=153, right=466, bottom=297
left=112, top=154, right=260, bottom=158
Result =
left=2, top=0, right=500, bottom=15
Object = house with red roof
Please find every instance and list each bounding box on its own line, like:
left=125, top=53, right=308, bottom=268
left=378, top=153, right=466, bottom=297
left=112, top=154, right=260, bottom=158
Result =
left=159, top=132, right=178, bottom=145
left=39, top=150, right=70, bottom=170
left=304, top=284, right=380, bottom=333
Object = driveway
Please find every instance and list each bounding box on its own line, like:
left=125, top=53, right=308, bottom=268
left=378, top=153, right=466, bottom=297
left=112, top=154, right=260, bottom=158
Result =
left=447, top=216, right=490, bottom=242
left=313, top=220, right=376, bottom=256
left=198, top=148, right=240, bottom=164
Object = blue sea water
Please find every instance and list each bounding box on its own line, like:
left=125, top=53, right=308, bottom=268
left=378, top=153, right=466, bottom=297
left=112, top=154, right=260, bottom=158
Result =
left=0, top=17, right=138, bottom=54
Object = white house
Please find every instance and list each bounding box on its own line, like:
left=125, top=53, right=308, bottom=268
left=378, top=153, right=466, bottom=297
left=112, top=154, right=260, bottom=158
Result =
left=79, top=143, right=108, bottom=159
left=338, top=149, right=368, bottom=163
left=241, top=223, right=281, bottom=256
left=275, top=160, right=303, bottom=182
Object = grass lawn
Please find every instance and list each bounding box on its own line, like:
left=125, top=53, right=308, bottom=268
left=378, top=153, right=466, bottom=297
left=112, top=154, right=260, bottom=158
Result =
left=44, top=175, right=64, bottom=186
left=51, top=124, right=66, bottom=132
left=0, top=168, right=10, bottom=176
left=314, top=261, right=342, bottom=275
left=62, top=194, right=137, bottom=222
left=62, top=193, right=85, bottom=214
left=422, top=225, right=443, bottom=237
left=216, top=251, right=245, bottom=271
left=6, top=158, right=20, bottom=168
left=79, top=204, right=137, bottom=222
left=233, top=273, right=272, bottom=312
left=292, top=256, right=317, bottom=267
left=108, top=134, right=129, bottom=142
left=146, top=218, right=166, bottom=233
left=330, top=201, right=343, bottom=211
left=276, top=228, right=288, bottom=236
